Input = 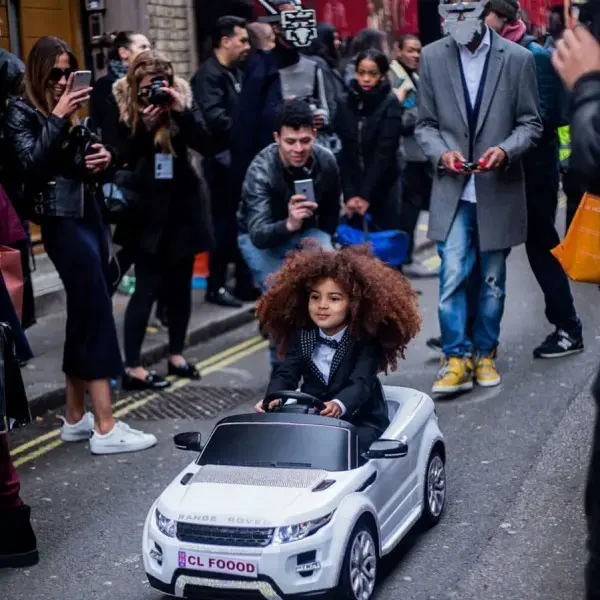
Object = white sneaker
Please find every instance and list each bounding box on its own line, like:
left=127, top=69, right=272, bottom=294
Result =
left=89, top=421, right=157, bottom=455
left=60, top=412, right=95, bottom=442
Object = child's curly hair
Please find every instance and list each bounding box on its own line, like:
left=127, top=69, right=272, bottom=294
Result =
left=256, top=242, right=422, bottom=373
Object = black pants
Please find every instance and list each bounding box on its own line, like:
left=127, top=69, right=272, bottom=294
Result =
left=124, top=253, right=194, bottom=367
left=207, top=210, right=254, bottom=294
left=587, top=372, right=600, bottom=599
left=524, top=137, right=581, bottom=337
left=399, top=161, right=433, bottom=263
left=563, top=167, right=585, bottom=234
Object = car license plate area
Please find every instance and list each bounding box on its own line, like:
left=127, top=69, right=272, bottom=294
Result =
left=178, top=550, right=258, bottom=578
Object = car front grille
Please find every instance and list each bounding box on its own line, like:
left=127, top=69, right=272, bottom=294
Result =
left=177, top=522, right=275, bottom=548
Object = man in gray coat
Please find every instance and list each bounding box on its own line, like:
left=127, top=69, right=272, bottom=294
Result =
left=416, top=0, right=542, bottom=396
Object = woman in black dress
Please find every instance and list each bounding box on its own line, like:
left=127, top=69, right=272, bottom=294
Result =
left=335, top=48, right=405, bottom=230
left=4, top=37, right=156, bottom=455
left=105, top=51, right=222, bottom=391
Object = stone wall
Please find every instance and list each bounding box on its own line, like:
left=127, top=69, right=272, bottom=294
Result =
left=146, top=0, right=196, bottom=79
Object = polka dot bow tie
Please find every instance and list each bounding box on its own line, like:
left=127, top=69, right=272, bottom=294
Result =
left=318, top=337, right=339, bottom=350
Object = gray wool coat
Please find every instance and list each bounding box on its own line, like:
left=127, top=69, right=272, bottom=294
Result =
left=415, top=28, right=543, bottom=252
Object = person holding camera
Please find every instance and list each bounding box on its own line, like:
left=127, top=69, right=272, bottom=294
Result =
left=552, top=20, right=600, bottom=600
left=106, top=51, right=222, bottom=391
left=3, top=37, right=157, bottom=454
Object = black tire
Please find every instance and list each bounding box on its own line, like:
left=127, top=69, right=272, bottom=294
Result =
left=420, top=450, right=446, bottom=528
left=338, top=520, right=378, bottom=600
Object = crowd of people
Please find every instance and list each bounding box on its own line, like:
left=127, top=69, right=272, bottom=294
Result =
left=0, top=0, right=597, bottom=592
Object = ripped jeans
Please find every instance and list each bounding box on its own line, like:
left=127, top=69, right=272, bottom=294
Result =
left=437, top=201, right=509, bottom=358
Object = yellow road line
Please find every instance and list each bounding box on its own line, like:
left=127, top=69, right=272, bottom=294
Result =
left=423, top=255, right=441, bottom=270
left=13, top=439, right=63, bottom=468
left=11, top=338, right=269, bottom=466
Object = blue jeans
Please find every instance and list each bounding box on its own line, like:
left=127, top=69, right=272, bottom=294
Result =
left=238, top=228, right=333, bottom=292
left=238, top=229, right=333, bottom=367
left=438, top=201, right=508, bottom=358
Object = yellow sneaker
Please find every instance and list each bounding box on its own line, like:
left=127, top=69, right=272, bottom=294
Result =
left=475, top=355, right=501, bottom=387
left=432, top=357, right=474, bottom=395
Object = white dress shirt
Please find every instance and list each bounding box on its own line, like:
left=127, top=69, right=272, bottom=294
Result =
left=312, top=327, right=348, bottom=416
left=458, top=27, right=491, bottom=204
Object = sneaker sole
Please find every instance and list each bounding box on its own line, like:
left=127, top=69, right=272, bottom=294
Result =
left=0, top=549, right=39, bottom=569
left=432, top=381, right=474, bottom=394
left=534, top=347, right=584, bottom=359
left=90, top=439, right=157, bottom=455
left=476, top=377, right=501, bottom=388
left=60, top=431, right=93, bottom=443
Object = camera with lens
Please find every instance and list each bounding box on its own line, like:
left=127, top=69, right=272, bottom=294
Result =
left=148, top=76, right=172, bottom=107
left=71, top=124, right=100, bottom=157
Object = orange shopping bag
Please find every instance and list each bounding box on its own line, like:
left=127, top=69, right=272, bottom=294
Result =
left=551, top=192, right=600, bottom=284
left=0, top=245, right=23, bottom=321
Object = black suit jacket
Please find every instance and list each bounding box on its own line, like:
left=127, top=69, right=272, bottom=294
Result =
left=266, top=329, right=390, bottom=436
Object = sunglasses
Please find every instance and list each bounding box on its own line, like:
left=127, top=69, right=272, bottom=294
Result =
left=48, top=67, right=75, bottom=83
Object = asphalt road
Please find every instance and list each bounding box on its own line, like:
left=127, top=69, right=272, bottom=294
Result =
left=1, top=243, right=597, bottom=600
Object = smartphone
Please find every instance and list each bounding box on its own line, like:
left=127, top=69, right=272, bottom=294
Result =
left=71, top=70, right=92, bottom=92
left=294, top=179, right=316, bottom=204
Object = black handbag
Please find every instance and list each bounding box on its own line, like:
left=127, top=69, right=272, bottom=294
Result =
left=0, top=322, right=30, bottom=433
left=102, top=168, right=142, bottom=221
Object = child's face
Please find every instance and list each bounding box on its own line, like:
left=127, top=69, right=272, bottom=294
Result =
left=308, top=278, right=349, bottom=336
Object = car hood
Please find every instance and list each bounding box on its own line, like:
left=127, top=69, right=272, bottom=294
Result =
left=165, top=465, right=335, bottom=527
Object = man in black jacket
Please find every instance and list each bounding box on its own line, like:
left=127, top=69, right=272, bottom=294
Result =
left=237, top=99, right=340, bottom=290
left=553, top=20, right=600, bottom=600
left=192, top=16, right=256, bottom=308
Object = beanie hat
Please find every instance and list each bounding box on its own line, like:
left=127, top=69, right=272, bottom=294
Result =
left=487, top=0, right=519, bottom=21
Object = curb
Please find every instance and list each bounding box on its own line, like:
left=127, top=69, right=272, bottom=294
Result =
left=27, top=306, right=257, bottom=419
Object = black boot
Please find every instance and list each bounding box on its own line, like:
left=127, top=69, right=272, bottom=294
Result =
left=0, top=504, right=39, bottom=568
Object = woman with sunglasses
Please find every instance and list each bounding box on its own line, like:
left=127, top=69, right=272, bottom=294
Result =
left=3, top=37, right=157, bottom=455
left=105, top=51, right=221, bottom=390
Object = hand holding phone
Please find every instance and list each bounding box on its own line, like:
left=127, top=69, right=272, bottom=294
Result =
left=51, top=72, right=93, bottom=119
left=287, top=194, right=318, bottom=232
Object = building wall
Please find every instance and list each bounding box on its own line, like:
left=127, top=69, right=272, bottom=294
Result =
left=147, top=0, right=197, bottom=79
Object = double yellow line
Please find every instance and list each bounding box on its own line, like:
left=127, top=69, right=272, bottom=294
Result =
left=11, top=335, right=269, bottom=467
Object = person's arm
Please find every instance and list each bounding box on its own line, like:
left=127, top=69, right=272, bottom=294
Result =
left=332, top=342, right=382, bottom=419
left=172, top=101, right=228, bottom=157
left=415, top=49, right=452, bottom=167
left=570, top=72, right=600, bottom=193
left=265, top=335, right=303, bottom=395
left=334, top=105, right=361, bottom=201
left=318, top=153, right=342, bottom=235
left=4, top=101, right=70, bottom=181
left=192, top=68, right=232, bottom=136
left=242, top=155, right=291, bottom=249
left=359, top=97, right=403, bottom=204
left=315, top=66, right=330, bottom=124
left=497, top=53, right=543, bottom=162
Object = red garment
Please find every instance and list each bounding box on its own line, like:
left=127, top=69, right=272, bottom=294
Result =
left=501, top=19, right=528, bottom=42
left=0, top=434, right=22, bottom=509
left=0, top=186, right=25, bottom=246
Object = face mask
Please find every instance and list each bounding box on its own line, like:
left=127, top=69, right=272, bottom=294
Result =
left=438, top=1, right=485, bottom=46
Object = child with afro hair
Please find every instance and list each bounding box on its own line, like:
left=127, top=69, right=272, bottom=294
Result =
left=254, top=242, right=422, bottom=452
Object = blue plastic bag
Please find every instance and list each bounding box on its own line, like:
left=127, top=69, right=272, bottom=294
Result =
left=334, top=215, right=409, bottom=267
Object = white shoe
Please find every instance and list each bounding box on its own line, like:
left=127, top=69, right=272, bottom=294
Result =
left=89, top=421, right=157, bottom=455
left=60, top=412, right=95, bottom=442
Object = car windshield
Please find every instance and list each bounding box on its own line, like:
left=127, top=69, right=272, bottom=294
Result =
left=198, top=421, right=352, bottom=472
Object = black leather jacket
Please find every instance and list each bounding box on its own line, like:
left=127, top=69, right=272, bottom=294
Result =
left=570, top=72, right=600, bottom=195
left=3, top=98, right=109, bottom=220
left=237, top=143, right=341, bottom=250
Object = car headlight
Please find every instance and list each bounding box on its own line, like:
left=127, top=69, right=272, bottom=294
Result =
left=155, top=508, right=176, bottom=538
left=273, top=513, right=334, bottom=544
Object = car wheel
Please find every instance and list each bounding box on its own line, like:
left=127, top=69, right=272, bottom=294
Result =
left=421, top=451, right=446, bottom=527
left=339, top=521, right=378, bottom=600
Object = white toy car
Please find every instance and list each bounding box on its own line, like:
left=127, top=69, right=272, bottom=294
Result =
left=143, top=386, right=446, bottom=599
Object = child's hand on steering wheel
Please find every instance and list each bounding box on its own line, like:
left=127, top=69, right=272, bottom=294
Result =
left=320, top=401, right=342, bottom=418
left=254, top=399, right=281, bottom=413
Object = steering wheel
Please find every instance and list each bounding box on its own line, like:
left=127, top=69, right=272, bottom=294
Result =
left=262, top=391, right=326, bottom=415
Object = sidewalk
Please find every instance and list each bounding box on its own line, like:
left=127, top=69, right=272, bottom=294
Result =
left=22, top=290, right=256, bottom=417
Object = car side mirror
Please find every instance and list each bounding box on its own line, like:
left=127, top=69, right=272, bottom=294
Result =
left=174, top=432, right=203, bottom=452
left=363, top=438, right=408, bottom=460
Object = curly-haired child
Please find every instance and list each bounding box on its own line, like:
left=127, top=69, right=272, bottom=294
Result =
left=254, top=242, right=422, bottom=452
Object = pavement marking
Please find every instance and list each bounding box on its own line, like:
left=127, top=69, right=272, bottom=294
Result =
left=423, top=255, right=441, bottom=270
left=10, top=337, right=269, bottom=467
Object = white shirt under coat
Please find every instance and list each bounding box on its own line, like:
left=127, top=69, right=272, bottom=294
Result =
left=312, top=327, right=348, bottom=416
left=458, top=26, right=491, bottom=204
